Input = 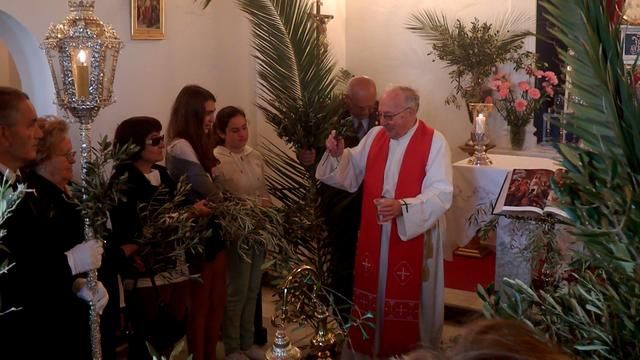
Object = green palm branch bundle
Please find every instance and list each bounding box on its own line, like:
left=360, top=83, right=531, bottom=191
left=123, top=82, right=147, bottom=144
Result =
left=406, top=10, right=534, bottom=112
left=237, top=0, right=342, bottom=150
left=479, top=1, right=640, bottom=358
left=135, top=179, right=211, bottom=275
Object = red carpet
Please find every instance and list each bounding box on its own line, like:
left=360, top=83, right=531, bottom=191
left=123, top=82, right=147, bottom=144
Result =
left=444, top=252, right=496, bottom=292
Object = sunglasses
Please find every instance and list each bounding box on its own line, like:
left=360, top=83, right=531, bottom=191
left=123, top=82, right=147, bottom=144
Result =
left=145, top=135, right=165, bottom=146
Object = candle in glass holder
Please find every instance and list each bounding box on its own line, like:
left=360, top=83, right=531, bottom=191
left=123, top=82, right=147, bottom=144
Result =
left=73, top=49, right=89, bottom=98
left=474, top=113, right=486, bottom=134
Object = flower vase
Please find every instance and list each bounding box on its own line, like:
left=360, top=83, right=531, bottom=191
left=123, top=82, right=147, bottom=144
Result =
left=509, top=125, right=526, bottom=150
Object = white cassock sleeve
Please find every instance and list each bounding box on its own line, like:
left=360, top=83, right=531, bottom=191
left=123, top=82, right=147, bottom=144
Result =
left=315, top=127, right=383, bottom=192
left=395, top=131, right=453, bottom=240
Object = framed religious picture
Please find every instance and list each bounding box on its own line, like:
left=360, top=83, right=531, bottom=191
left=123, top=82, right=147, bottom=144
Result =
left=131, top=0, right=165, bottom=40
left=622, top=25, right=640, bottom=64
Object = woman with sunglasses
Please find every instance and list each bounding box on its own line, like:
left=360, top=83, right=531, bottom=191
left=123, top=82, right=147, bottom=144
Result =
left=108, top=116, right=211, bottom=358
left=166, top=85, right=226, bottom=360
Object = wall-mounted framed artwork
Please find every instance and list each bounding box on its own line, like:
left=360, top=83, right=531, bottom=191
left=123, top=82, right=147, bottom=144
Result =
left=622, top=25, right=640, bottom=64
left=131, top=0, right=165, bottom=40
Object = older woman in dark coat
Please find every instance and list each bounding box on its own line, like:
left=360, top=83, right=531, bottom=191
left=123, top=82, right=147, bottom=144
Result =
left=12, top=116, right=107, bottom=359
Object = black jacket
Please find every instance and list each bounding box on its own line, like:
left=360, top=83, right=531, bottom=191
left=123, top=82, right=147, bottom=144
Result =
left=0, top=171, right=90, bottom=358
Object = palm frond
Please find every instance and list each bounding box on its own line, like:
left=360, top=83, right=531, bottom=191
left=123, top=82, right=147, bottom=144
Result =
left=480, top=1, right=640, bottom=358
left=546, top=1, right=640, bottom=170
left=260, top=137, right=312, bottom=207
left=238, top=0, right=342, bottom=149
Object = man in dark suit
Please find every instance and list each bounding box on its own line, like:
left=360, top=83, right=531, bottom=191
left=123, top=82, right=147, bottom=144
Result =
left=0, top=87, right=105, bottom=357
left=298, top=76, right=378, bottom=319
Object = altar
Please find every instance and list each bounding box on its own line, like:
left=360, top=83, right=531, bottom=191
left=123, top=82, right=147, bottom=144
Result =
left=444, top=153, right=563, bottom=288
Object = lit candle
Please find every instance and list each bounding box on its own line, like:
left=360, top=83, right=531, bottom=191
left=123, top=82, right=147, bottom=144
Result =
left=474, top=113, right=486, bottom=134
left=73, top=49, right=89, bottom=98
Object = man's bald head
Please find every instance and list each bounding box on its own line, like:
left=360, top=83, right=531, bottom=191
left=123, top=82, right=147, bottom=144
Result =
left=344, top=76, right=377, bottom=120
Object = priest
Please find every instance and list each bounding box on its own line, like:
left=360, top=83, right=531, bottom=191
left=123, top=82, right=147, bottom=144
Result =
left=316, top=85, right=453, bottom=358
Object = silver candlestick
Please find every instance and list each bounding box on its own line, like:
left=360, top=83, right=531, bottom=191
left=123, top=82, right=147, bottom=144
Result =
left=467, top=102, right=493, bottom=166
left=469, top=131, right=492, bottom=165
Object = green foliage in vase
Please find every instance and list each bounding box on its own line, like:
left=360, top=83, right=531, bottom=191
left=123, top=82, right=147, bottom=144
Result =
left=406, top=11, right=535, bottom=114
left=478, top=1, right=640, bottom=358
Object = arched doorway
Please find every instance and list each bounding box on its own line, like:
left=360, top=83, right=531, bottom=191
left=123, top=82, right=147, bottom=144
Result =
left=0, top=10, right=56, bottom=115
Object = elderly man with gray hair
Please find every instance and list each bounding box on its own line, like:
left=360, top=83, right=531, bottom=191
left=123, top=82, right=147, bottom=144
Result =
left=316, top=85, right=453, bottom=359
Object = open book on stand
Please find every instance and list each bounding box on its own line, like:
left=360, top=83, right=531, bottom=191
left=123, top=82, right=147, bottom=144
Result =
left=493, top=168, right=569, bottom=220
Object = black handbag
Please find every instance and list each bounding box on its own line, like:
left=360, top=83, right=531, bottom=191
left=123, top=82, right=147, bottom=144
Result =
left=126, top=275, right=187, bottom=355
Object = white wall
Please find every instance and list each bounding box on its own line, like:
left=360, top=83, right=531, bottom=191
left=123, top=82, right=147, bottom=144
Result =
left=0, top=0, right=258, bottom=157
left=0, top=0, right=536, bottom=165
left=345, top=0, right=537, bottom=161
left=0, top=41, right=21, bottom=89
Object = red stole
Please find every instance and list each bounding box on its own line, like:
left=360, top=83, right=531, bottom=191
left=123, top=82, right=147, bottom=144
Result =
left=348, top=121, right=434, bottom=357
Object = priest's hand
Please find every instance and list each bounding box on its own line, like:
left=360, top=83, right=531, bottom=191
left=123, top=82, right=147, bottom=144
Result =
left=73, top=278, right=109, bottom=315
left=325, top=130, right=345, bottom=158
left=375, top=198, right=403, bottom=223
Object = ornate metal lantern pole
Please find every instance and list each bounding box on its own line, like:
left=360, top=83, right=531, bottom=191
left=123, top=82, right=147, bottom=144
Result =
left=41, top=1, right=122, bottom=359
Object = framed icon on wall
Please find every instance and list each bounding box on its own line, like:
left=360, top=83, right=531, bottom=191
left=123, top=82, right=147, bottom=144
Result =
left=131, top=0, right=165, bottom=40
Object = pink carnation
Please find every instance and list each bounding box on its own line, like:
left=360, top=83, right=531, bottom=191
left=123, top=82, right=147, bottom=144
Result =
left=498, top=88, right=509, bottom=99
left=534, top=70, right=545, bottom=78
left=544, top=71, right=559, bottom=85
left=518, top=81, right=530, bottom=92
left=499, top=81, right=511, bottom=92
left=528, top=87, right=541, bottom=100
left=514, top=98, right=527, bottom=112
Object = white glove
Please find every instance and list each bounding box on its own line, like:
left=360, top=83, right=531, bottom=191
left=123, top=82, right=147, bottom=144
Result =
left=65, top=240, right=104, bottom=275
left=73, top=278, right=109, bottom=315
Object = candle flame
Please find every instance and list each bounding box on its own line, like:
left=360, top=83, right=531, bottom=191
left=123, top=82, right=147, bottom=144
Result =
left=77, top=49, right=87, bottom=65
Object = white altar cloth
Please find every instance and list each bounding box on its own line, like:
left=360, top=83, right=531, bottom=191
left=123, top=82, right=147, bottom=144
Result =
left=445, top=154, right=562, bottom=286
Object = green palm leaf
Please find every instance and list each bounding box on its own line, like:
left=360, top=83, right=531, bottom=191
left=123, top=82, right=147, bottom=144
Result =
left=238, top=0, right=342, bottom=150
left=480, top=1, right=640, bottom=358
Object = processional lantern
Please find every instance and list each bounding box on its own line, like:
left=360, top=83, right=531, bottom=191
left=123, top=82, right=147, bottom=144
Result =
left=41, top=1, right=122, bottom=359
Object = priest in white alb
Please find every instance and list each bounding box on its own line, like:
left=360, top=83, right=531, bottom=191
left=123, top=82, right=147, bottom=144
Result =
left=316, top=85, right=453, bottom=358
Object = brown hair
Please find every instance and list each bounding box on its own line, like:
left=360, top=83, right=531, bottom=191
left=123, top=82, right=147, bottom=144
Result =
left=213, top=105, right=246, bottom=147
left=446, top=319, right=569, bottom=360
left=0, top=86, right=29, bottom=127
left=167, top=84, right=218, bottom=172
left=34, top=116, right=69, bottom=164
